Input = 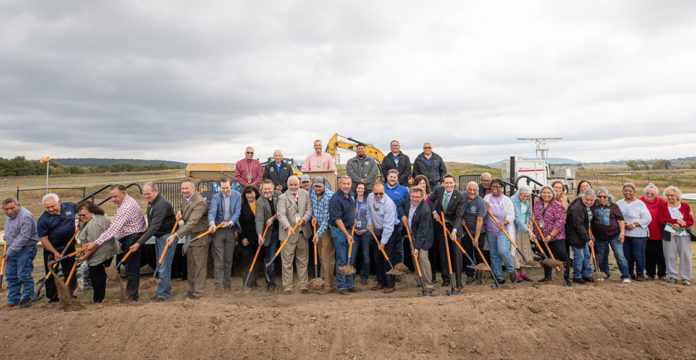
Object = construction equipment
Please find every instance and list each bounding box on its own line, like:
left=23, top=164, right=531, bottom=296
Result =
left=503, top=138, right=576, bottom=193
left=439, top=212, right=461, bottom=296
left=403, top=219, right=432, bottom=297
left=325, top=133, right=386, bottom=164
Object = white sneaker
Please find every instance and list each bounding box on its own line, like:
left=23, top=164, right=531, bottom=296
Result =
left=622, top=278, right=631, bottom=283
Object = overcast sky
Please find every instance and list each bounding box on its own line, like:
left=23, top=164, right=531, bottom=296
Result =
left=1, top=1, right=695, bottom=165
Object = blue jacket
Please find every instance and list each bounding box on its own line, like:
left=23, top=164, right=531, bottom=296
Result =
left=510, top=193, right=530, bottom=232
left=208, top=190, right=242, bottom=227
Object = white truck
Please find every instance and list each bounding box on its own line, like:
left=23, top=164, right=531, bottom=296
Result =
left=501, top=138, right=576, bottom=192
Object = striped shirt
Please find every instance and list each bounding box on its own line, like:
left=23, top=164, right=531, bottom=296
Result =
left=4, top=207, right=40, bottom=257
left=95, top=195, right=147, bottom=245
left=311, top=188, right=334, bottom=237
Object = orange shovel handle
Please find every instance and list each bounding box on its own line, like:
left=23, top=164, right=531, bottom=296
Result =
left=440, top=212, right=454, bottom=275
left=403, top=219, right=423, bottom=278
left=275, top=220, right=301, bottom=257
left=369, top=229, right=390, bottom=262
left=486, top=209, right=518, bottom=249
left=312, top=222, right=318, bottom=265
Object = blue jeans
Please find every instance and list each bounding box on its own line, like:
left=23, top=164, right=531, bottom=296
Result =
left=355, top=230, right=371, bottom=280
left=154, top=234, right=177, bottom=299
left=571, top=244, right=592, bottom=279
left=331, top=226, right=357, bottom=290
left=488, top=232, right=514, bottom=280
left=623, top=236, right=647, bottom=278
left=596, top=237, right=630, bottom=279
left=5, top=246, right=37, bottom=305
left=263, top=227, right=280, bottom=286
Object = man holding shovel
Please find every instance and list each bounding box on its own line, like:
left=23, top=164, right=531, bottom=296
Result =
left=397, top=187, right=434, bottom=292
left=366, top=182, right=400, bottom=293
left=330, top=176, right=358, bottom=295
left=2, top=198, right=40, bottom=308
left=310, top=177, right=335, bottom=295
left=37, top=193, right=79, bottom=303
left=207, top=178, right=241, bottom=296
left=87, top=185, right=147, bottom=301
left=256, top=180, right=282, bottom=291
left=429, top=175, right=466, bottom=288
left=277, top=176, right=312, bottom=294
left=132, top=182, right=176, bottom=301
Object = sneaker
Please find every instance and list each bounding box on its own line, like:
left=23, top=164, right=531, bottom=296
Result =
left=622, top=278, right=631, bottom=283
left=517, top=274, right=524, bottom=282
left=645, top=275, right=655, bottom=281
left=636, top=275, right=646, bottom=282
left=659, top=276, right=667, bottom=281
left=682, top=280, right=691, bottom=286
left=521, top=274, right=533, bottom=282
left=573, top=278, right=586, bottom=285
left=466, top=277, right=475, bottom=285
left=667, top=277, right=677, bottom=284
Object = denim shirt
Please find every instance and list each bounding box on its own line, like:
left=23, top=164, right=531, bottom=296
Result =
left=355, top=197, right=368, bottom=230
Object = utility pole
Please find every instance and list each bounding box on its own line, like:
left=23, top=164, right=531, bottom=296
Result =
left=516, top=138, right=562, bottom=161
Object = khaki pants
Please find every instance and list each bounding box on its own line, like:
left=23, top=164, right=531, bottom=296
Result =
left=187, top=236, right=210, bottom=297
left=281, top=232, right=309, bottom=291
left=318, top=231, right=335, bottom=289
left=417, top=249, right=434, bottom=290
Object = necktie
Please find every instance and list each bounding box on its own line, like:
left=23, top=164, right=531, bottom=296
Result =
left=443, top=192, right=449, bottom=212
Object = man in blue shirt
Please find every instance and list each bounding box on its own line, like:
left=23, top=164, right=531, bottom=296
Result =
left=329, top=176, right=357, bottom=295
left=36, top=193, right=78, bottom=303
left=2, top=198, right=40, bottom=308
left=384, top=169, right=409, bottom=265
left=367, top=183, right=400, bottom=293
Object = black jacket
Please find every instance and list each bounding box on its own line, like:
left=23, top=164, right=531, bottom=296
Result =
left=139, top=194, right=176, bottom=245
left=239, top=200, right=258, bottom=245
left=478, top=184, right=490, bottom=199
left=263, top=161, right=293, bottom=191
left=565, top=196, right=591, bottom=248
left=412, top=152, right=447, bottom=185
left=398, top=198, right=434, bottom=250
left=381, top=151, right=412, bottom=186
left=428, top=186, right=465, bottom=235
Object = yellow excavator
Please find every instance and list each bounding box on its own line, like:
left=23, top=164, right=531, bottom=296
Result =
left=325, top=133, right=386, bottom=164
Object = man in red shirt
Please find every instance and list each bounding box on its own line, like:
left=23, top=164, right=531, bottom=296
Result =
left=235, top=147, right=263, bottom=187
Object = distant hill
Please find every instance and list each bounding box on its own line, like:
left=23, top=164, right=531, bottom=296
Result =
left=488, top=157, right=580, bottom=167
left=53, top=158, right=185, bottom=168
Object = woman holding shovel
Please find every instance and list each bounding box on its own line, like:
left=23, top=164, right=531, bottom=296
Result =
left=239, top=186, right=263, bottom=289
left=533, top=186, right=570, bottom=286
left=510, top=186, right=535, bottom=282
left=76, top=201, right=120, bottom=303
left=565, top=189, right=597, bottom=284
left=483, top=179, right=516, bottom=284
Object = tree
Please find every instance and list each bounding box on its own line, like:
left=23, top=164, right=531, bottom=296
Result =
left=626, top=160, right=638, bottom=170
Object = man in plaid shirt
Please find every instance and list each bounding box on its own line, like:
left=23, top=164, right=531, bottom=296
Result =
left=87, top=185, right=146, bottom=301
left=310, top=177, right=335, bottom=295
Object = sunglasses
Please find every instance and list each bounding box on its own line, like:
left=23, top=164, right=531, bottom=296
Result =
left=246, top=152, right=254, bottom=154
left=78, top=213, right=88, bottom=218
left=373, top=192, right=384, bottom=195
left=423, top=147, right=431, bottom=149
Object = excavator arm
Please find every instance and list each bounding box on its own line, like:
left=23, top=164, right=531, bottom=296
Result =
left=325, top=133, right=385, bottom=164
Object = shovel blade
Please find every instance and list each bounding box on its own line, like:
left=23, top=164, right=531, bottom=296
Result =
left=21, top=294, right=44, bottom=308
left=181, top=236, right=192, bottom=255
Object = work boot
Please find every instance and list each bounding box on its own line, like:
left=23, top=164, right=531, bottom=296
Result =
left=456, top=281, right=463, bottom=289
left=538, top=266, right=553, bottom=282
left=583, top=277, right=595, bottom=283
left=508, top=271, right=518, bottom=284
left=466, top=276, right=475, bottom=285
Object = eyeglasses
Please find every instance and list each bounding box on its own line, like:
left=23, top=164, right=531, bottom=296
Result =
left=78, top=213, right=88, bottom=218
left=423, top=147, right=431, bottom=149
left=373, top=192, right=384, bottom=195
left=246, top=152, right=254, bottom=154
left=491, top=185, right=502, bottom=189
left=597, top=195, right=608, bottom=199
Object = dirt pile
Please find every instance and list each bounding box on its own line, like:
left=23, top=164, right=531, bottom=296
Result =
left=2, top=281, right=696, bottom=359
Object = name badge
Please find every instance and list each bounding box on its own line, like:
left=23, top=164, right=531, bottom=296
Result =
left=539, top=219, right=545, bottom=228
left=356, top=220, right=362, bottom=228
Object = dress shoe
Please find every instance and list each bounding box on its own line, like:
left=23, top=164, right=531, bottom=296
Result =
left=371, top=284, right=384, bottom=291
left=583, top=277, right=595, bottom=283
left=300, top=289, right=309, bottom=294
left=441, top=280, right=450, bottom=287
left=347, top=287, right=359, bottom=293
left=338, top=290, right=350, bottom=295
left=456, top=281, right=463, bottom=289
left=383, top=287, right=396, bottom=294
left=3, top=303, right=15, bottom=308
left=360, top=279, right=368, bottom=285
left=573, top=278, right=586, bottom=285
left=267, top=283, right=277, bottom=292
left=318, top=288, right=333, bottom=295
left=563, top=278, right=572, bottom=287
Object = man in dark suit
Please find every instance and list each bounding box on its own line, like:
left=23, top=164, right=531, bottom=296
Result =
left=263, top=150, right=293, bottom=192
left=429, top=174, right=465, bottom=288
left=399, top=186, right=434, bottom=292
left=256, top=180, right=282, bottom=291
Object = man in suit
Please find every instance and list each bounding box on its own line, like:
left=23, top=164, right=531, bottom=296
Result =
left=429, top=174, right=465, bottom=288
left=263, top=150, right=293, bottom=192
left=167, top=180, right=209, bottom=300
left=399, top=186, right=434, bottom=292
left=207, top=178, right=241, bottom=296
left=256, top=180, right=282, bottom=291
left=277, top=176, right=313, bottom=294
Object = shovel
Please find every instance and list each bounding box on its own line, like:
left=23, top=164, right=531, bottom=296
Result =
left=140, top=217, right=181, bottom=290
left=309, top=223, right=326, bottom=290
left=403, top=219, right=432, bottom=296
left=182, top=223, right=224, bottom=255
left=436, top=214, right=476, bottom=270
left=0, top=242, right=7, bottom=290
left=265, top=220, right=301, bottom=268
left=438, top=212, right=461, bottom=296
left=487, top=210, right=541, bottom=268
left=531, top=217, right=564, bottom=271
left=104, top=230, right=150, bottom=281
left=368, top=229, right=403, bottom=275
left=24, top=227, right=81, bottom=307
left=461, top=222, right=499, bottom=289
left=239, top=221, right=272, bottom=293
left=589, top=241, right=607, bottom=280
left=337, top=225, right=357, bottom=275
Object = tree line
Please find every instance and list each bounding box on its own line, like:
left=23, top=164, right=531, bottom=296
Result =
left=0, top=156, right=181, bottom=176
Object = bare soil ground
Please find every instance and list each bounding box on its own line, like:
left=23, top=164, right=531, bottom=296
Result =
left=2, top=273, right=696, bottom=360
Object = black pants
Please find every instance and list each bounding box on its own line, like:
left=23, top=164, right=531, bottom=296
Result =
left=88, top=257, right=113, bottom=303
left=645, top=240, right=666, bottom=278
left=239, top=242, right=262, bottom=287
left=118, top=233, right=143, bottom=300
left=547, top=239, right=570, bottom=279
left=462, top=232, right=478, bottom=278
left=372, top=229, right=398, bottom=288
left=435, top=222, right=462, bottom=283
left=43, top=244, right=77, bottom=301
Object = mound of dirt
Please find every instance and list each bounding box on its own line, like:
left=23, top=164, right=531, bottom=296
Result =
left=308, top=278, right=325, bottom=290
left=337, top=265, right=356, bottom=275
left=2, top=281, right=696, bottom=359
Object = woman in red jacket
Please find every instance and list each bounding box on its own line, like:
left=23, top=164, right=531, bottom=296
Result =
left=656, top=186, right=694, bottom=286
left=639, top=183, right=666, bottom=280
